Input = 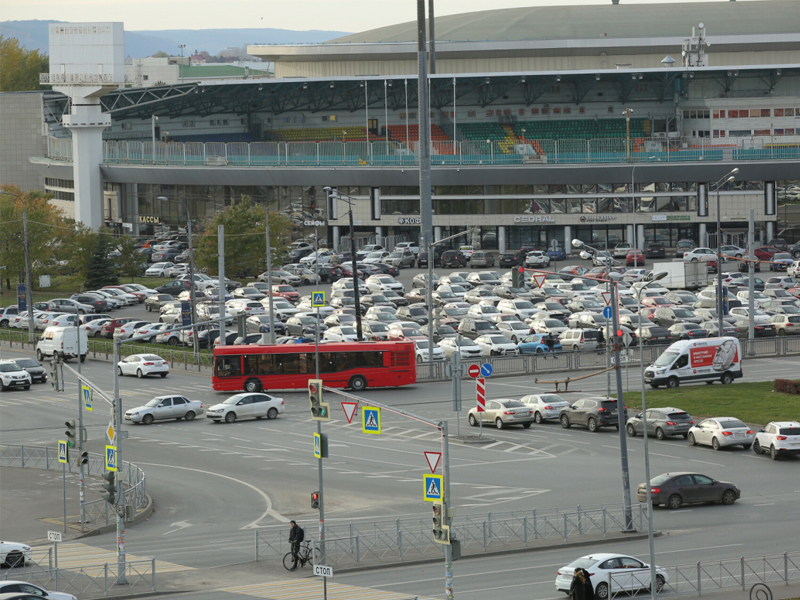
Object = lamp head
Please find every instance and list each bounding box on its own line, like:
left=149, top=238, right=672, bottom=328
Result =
left=579, top=250, right=591, bottom=260
left=608, top=272, right=625, bottom=281
left=727, top=175, right=735, bottom=182
left=571, top=239, right=584, bottom=249
left=157, top=196, right=168, bottom=201
left=731, top=168, right=739, bottom=174
left=323, top=186, right=332, bottom=192
left=651, top=270, right=669, bottom=282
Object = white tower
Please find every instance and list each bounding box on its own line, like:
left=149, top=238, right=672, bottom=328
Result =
left=41, top=23, right=124, bottom=230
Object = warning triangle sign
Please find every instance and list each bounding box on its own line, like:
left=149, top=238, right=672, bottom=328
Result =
left=341, top=402, right=358, bottom=424
left=427, top=478, right=440, bottom=497
left=601, top=291, right=612, bottom=306
left=365, top=412, right=378, bottom=428
left=424, top=451, right=441, bottom=473
left=532, top=274, right=546, bottom=288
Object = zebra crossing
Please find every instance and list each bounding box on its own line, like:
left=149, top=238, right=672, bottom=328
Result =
left=221, top=579, right=437, bottom=600
left=29, top=542, right=193, bottom=575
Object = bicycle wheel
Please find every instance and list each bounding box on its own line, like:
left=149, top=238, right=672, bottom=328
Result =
left=283, top=552, right=296, bottom=571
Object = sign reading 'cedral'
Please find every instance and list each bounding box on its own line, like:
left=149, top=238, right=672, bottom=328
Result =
left=513, top=216, right=555, bottom=223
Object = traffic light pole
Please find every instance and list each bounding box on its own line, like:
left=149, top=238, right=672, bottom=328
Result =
left=112, top=340, right=128, bottom=584
left=76, top=316, right=86, bottom=532
left=313, top=309, right=327, bottom=600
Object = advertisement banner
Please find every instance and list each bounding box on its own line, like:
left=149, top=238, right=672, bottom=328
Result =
left=181, top=301, right=191, bottom=327
left=17, top=285, right=26, bottom=311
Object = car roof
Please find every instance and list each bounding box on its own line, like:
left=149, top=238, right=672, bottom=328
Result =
left=768, top=421, right=800, bottom=427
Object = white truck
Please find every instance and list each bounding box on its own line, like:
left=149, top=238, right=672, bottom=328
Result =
left=650, top=261, right=707, bottom=290
left=36, top=326, right=89, bottom=362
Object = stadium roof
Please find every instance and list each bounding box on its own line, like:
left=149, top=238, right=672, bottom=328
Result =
left=329, top=0, right=800, bottom=44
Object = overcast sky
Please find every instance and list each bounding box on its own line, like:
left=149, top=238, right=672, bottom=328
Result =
left=2, top=0, right=737, bottom=33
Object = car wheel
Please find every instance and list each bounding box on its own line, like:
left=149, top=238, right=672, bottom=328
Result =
left=37, top=349, right=44, bottom=361
left=753, top=439, right=763, bottom=454
left=742, top=443, right=752, bottom=450
left=655, top=428, right=666, bottom=440
left=117, top=366, right=124, bottom=376
left=142, top=414, right=154, bottom=425
left=712, top=437, right=721, bottom=451
left=721, top=372, right=733, bottom=384
left=721, top=490, right=737, bottom=505
left=267, top=407, right=278, bottom=419
left=667, top=494, right=683, bottom=509
left=160, top=372, right=168, bottom=378
left=225, top=412, right=237, bottom=423
left=666, top=377, right=679, bottom=389
left=588, top=417, right=598, bottom=432
left=5, top=551, right=25, bottom=568
left=560, top=414, right=571, bottom=429
left=572, top=345, right=579, bottom=351
left=654, top=575, right=666, bottom=593
left=184, top=411, right=196, bottom=421
left=688, top=432, right=697, bottom=446
left=495, top=418, right=504, bottom=430
left=534, top=412, right=543, bottom=424
left=626, top=424, right=637, bottom=437
left=770, top=445, right=780, bottom=460
left=244, top=378, right=262, bottom=393
left=136, top=369, right=144, bottom=378
left=469, top=414, right=478, bottom=427
left=595, top=582, right=609, bottom=599
left=349, top=375, right=367, bottom=391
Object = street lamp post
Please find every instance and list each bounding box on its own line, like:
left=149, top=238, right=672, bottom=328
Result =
left=711, top=169, right=739, bottom=338
left=0, top=190, right=35, bottom=344
left=151, top=115, right=159, bottom=164
left=158, top=196, right=199, bottom=358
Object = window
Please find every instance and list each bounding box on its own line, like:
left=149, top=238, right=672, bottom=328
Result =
left=774, top=108, right=784, bottom=117
left=121, top=122, right=132, bottom=130
left=143, top=75, right=149, bottom=81
left=183, top=120, right=195, bottom=127
left=760, top=109, right=771, bottom=117
left=693, top=475, right=714, bottom=485
left=216, top=355, right=242, bottom=377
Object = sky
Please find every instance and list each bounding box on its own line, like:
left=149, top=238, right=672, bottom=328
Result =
left=0, top=0, right=737, bottom=32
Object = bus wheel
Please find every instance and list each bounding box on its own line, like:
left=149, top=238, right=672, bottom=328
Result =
left=244, top=378, right=262, bottom=393
left=349, top=376, right=367, bottom=391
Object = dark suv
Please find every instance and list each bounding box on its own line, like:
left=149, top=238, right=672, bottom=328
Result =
left=625, top=407, right=695, bottom=439
left=675, top=239, right=696, bottom=258
left=440, top=250, right=467, bottom=268
left=559, top=397, right=626, bottom=432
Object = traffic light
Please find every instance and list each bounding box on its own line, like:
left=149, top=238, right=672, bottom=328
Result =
left=512, top=266, right=524, bottom=288
left=101, top=471, right=117, bottom=505
left=431, top=501, right=451, bottom=545
left=308, top=379, right=330, bottom=421
left=79, top=451, right=89, bottom=466
left=50, top=361, right=59, bottom=391
left=311, top=491, right=320, bottom=509
left=65, top=420, right=77, bottom=448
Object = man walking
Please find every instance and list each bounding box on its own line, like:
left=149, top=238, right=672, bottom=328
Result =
left=545, top=332, right=555, bottom=358
left=288, top=520, right=304, bottom=571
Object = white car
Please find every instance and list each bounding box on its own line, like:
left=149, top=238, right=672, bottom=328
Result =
left=90, top=290, right=126, bottom=309
left=0, top=580, right=76, bottom=600
left=126, top=283, right=158, bottom=297
left=474, top=334, right=520, bottom=356
left=525, top=251, right=550, bottom=267
left=262, top=298, right=300, bottom=321
left=323, top=326, right=359, bottom=342
left=0, top=541, right=32, bottom=567
left=83, top=318, right=111, bottom=338
left=102, top=288, right=139, bottom=306
left=788, top=260, right=800, bottom=278
left=496, top=320, right=533, bottom=343
left=0, top=360, right=32, bottom=391
left=155, top=324, right=182, bottom=346
left=112, top=320, right=153, bottom=340
left=365, top=275, right=405, bottom=294
left=682, top=247, right=717, bottom=262
left=555, top=553, right=667, bottom=598
left=437, top=337, right=483, bottom=359
left=146, top=262, right=175, bottom=277
left=414, top=339, right=445, bottom=362
left=362, top=251, right=391, bottom=264
left=688, top=417, right=754, bottom=450
left=40, top=314, right=78, bottom=329
left=518, top=393, right=570, bottom=423
left=117, top=354, right=170, bottom=378
left=592, top=251, right=617, bottom=266
left=753, top=421, right=800, bottom=460
left=719, top=245, right=746, bottom=260
left=169, top=264, right=189, bottom=277
left=206, top=392, right=285, bottom=423
left=226, top=299, right=266, bottom=317
left=177, top=273, right=219, bottom=291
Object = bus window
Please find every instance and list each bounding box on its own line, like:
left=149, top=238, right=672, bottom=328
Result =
left=216, top=355, right=242, bottom=377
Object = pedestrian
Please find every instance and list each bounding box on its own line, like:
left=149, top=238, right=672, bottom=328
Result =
left=545, top=332, right=555, bottom=358
left=570, top=567, right=595, bottom=600
left=288, top=520, right=304, bottom=571
left=597, top=328, right=605, bottom=349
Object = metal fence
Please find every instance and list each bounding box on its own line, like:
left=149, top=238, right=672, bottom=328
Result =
left=0, top=445, right=147, bottom=526
left=606, top=551, right=800, bottom=598
left=2, top=559, right=156, bottom=597
left=255, top=503, right=644, bottom=567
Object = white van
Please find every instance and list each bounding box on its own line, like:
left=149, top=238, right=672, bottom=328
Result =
left=36, top=326, right=89, bottom=362
left=644, top=337, right=742, bottom=389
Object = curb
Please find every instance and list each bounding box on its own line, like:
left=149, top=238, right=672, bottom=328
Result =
left=76, top=495, right=155, bottom=539
left=333, top=530, right=661, bottom=574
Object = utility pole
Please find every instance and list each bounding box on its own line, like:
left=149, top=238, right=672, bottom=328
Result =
left=748, top=209, right=755, bottom=347
left=22, top=203, right=34, bottom=344
left=76, top=315, right=86, bottom=532
left=218, top=225, right=226, bottom=345
left=264, top=213, right=276, bottom=345
left=428, top=0, right=437, bottom=74
left=112, top=340, right=127, bottom=584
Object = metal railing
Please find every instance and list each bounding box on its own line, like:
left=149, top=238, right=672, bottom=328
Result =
left=2, top=559, right=156, bottom=597
left=255, top=503, right=644, bottom=567
left=0, top=445, right=147, bottom=525
left=43, top=135, right=800, bottom=167
left=606, top=551, right=800, bottom=598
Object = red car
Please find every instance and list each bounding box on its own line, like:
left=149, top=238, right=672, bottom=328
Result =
left=638, top=307, right=657, bottom=321
left=104, top=285, right=146, bottom=303
left=754, top=246, right=780, bottom=261
left=641, top=297, right=675, bottom=309
left=339, top=264, right=366, bottom=280
left=100, top=317, right=137, bottom=339
left=626, top=249, right=645, bottom=266
left=270, top=284, right=300, bottom=303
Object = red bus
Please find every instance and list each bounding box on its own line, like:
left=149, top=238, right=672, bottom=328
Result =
left=212, top=341, right=416, bottom=392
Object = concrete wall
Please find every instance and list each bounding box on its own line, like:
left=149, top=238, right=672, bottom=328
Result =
left=0, top=92, right=48, bottom=192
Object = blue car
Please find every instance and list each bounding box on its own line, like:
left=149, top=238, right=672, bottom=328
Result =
left=518, top=333, right=563, bottom=354
left=547, top=246, right=566, bottom=260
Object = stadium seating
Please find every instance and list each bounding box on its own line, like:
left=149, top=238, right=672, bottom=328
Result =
left=169, top=132, right=261, bottom=143
left=269, top=126, right=380, bottom=142
left=386, top=124, right=451, bottom=143
left=512, top=118, right=650, bottom=140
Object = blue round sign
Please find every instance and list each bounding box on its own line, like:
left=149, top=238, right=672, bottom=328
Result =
left=480, top=363, right=493, bottom=378
left=603, top=306, right=613, bottom=318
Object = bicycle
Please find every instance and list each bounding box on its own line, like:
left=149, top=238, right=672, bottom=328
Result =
left=283, top=541, right=316, bottom=571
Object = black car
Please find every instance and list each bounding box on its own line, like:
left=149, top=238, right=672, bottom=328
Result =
left=416, top=251, right=441, bottom=269
left=639, top=325, right=673, bottom=345
left=382, top=290, right=409, bottom=307
left=372, top=263, right=401, bottom=277
left=518, top=243, right=538, bottom=256
left=156, top=280, right=193, bottom=296
left=317, top=266, right=342, bottom=283
left=560, top=397, right=626, bottom=432
left=12, top=357, right=47, bottom=383
left=499, top=253, right=522, bottom=267
left=440, top=250, right=467, bottom=268
left=739, top=258, right=761, bottom=272
left=767, top=238, right=789, bottom=251
left=645, top=243, right=666, bottom=259
left=71, top=294, right=110, bottom=312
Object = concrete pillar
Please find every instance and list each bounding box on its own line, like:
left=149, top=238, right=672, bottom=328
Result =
left=498, top=226, right=506, bottom=254
left=434, top=226, right=442, bottom=242
left=63, top=101, right=111, bottom=230
left=699, top=223, right=707, bottom=247
left=626, top=224, right=634, bottom=245
left=375, top=226, right=383, bottom=247
left=636, top=224, right=645, bottom=251
left=766, top=221, right=774, bottom=242
left=564, top=226, right=572, bottom=255
left=332, top=226, right=340, bottom=252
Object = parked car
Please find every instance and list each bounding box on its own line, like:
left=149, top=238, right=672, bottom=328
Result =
left=467, top=399, right=533, bottom=429
left=0, top=581, right=76, bottom=600
left=675, top=239, right=696, bottom=258
left=46, top=298, right=94, bottom=315
left=555, top=554, right=667, bottom=598
left=156, top=280, right=192, bottom=296
left=0, top=542, right=32, bottom=567
left=499, top=253, right=521, bottom=268
left=560, top=397, right=624, bottom=432
left=518, top=333, right=562, bottom=354
left=117, top=354, right=170, bottom=378
left=469, top=251, right=495, bottom=268
left=753, top=421, right=800, bottom=459
left=688, top=417, right=754, bottom=450
left=437, top=337, right=483, bottom=359
left=474, top=334, right=520, bottom=356
left=125, top=395, right=205, bottom=424
left=206, top=392, right=285, bottom=423
left=518, top=393, right=570, bottom=423
left=626, top=407, right=694, bottom=439
left=637, top=472, right=740, bottom=509
left=645, top=243, right=666, bottom=259
left=440, top=250, right=467, bottom=268
left=626, top=249, right=645, bottom=266
left=145, top=262, right=175, bottom=277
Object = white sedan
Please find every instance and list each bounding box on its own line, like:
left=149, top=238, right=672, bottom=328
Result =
left=414, top=340, right=445, bottom=362
left=0, top=581, right=76, bottom=600
left=169, top=264, right=189, bottom=277
left=117, top=354, right=170, bottom=378
left=0, top=540, right=32, bottom=567
left=555, top=553, right=667, bottom=598
left=145, top=262, right=174, bottom=277
left=323, top=326, right=359, bottom=342
left=474, top=334, right=520, bottom=356
left=206, top=392, right=285, bottom=423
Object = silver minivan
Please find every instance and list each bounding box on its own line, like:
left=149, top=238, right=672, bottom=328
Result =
left=559, top=328, right=600, bottom=351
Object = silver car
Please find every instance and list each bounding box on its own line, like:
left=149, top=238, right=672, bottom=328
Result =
left=468, top=399, right=534, bottom=429
left=125, top=395, right=205, bottom=424
left=518, top=394, right=570, bottom=423
left=688, top=417, right=754, bottom=450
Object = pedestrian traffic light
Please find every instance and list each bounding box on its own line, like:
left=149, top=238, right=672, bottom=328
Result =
left=308, top=379, right=330, bottom=421
left=431, top=501, right=451, bottom=545
left=512, top=266, right=524, bottom=288
left=79, top=451, right=89, bottom=466
left=65, top=420, right=77, bottom=448
left=101, top=471, right=117, bottom=505
left=311, top=491, right=320, bottom=509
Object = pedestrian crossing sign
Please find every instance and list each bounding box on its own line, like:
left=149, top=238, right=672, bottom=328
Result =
left=58, top=440, right=68, bottom=464
left=81, top=384, right=93, bottom=412
left=311, top=291, right=326, bottom=308
left=362, top=406, right=381, bottom=434
left=105, top=445, right=118, bottom=472
left=423, top=474, right=443, bottom=502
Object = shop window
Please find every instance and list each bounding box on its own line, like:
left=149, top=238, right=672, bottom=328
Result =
left=760, top=109, right=771, bottom=117
left=550, top=199, right=566, bottom=213
left=548, top=184, right=566, bottom=194
left=786, top=108, right=795, bottom=117
left=638, top=197, right=655, bottom=212
left=774, top=108, right=784, bottom=117
left=754, top=129, right=770, bottom=136
left=582, top=199, right=596, bottom=213
left=597, top=198, right=614, bottom=213
left=567, top=199, right=582, bottom=213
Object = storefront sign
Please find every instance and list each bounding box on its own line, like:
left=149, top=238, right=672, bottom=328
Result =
left=652, top=214, right=691, bottom=222
left=138, top=215, right=161, bottom=224
left=513, top=216, right=555, bottom=223
left=398, top=217, right=422, bottom=225
left=579, top=215, right=617, bottom=222
left=651, top=215, right=668, bottom=221
left=303, top=220, right=327, bottom=227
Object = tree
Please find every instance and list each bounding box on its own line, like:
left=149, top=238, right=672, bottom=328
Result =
left=84, top=234, right=119, bottom=289
left=152, top=50, right=169, bottom=58
left=194, top=199, right=291, bottom=279
left=116, top=236, right=143, bottom=282
left=0, top=36, right=49, bottom=92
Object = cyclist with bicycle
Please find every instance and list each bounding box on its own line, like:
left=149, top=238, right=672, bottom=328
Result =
left=288, top=520, right=304, bottom=571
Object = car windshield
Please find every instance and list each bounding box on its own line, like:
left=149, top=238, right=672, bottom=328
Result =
left=409, top=308, right=427, bottom=315
left=339, top=327, right=357, bottom=335
left=543, top=319, right=563, bottom=327
left=15, top=358, right=39, bottom=367
left=650, top=473, right=673, bottom=485
left=140, top=355, right=162, bottom=361
left=489, top=336, right=509, bottom=344
left=298, top=317, right=316, bottom=325
left=223, top=396, right=245, bottom=405
left=566, top=558, right=598, bottom=570
left=144, top=398, right=163, bottom=407
left=474, top=322, right=494, bottom=330
left=0, top=363, right=20, bottom=372
left=653, top=351, right=679, bottom=367
left=719, top=419, right=747, bottom=429
left=775, top=253, right=791, bottom=260
left=673, top=310, right=694, bottom=317
left=369, top=323, right=389, bottom=331
left=458, top=339, right=478, bottom=347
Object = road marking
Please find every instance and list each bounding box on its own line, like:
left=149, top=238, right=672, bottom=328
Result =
left=649, top=452, right=681, bottom=459
left=753, top=503, right=775, bottom=507
left=30, top=542, right=193, bottom=574
left=481, top=441, right=505, bottom=449
left=690, top=459, right=725, bottom=466
left=657, top=543, right=743, bottom=554
left=230, top=437, right=251, bottom=442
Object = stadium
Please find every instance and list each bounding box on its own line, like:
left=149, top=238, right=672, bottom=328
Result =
left=6, top=0, right=800, bottom=252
